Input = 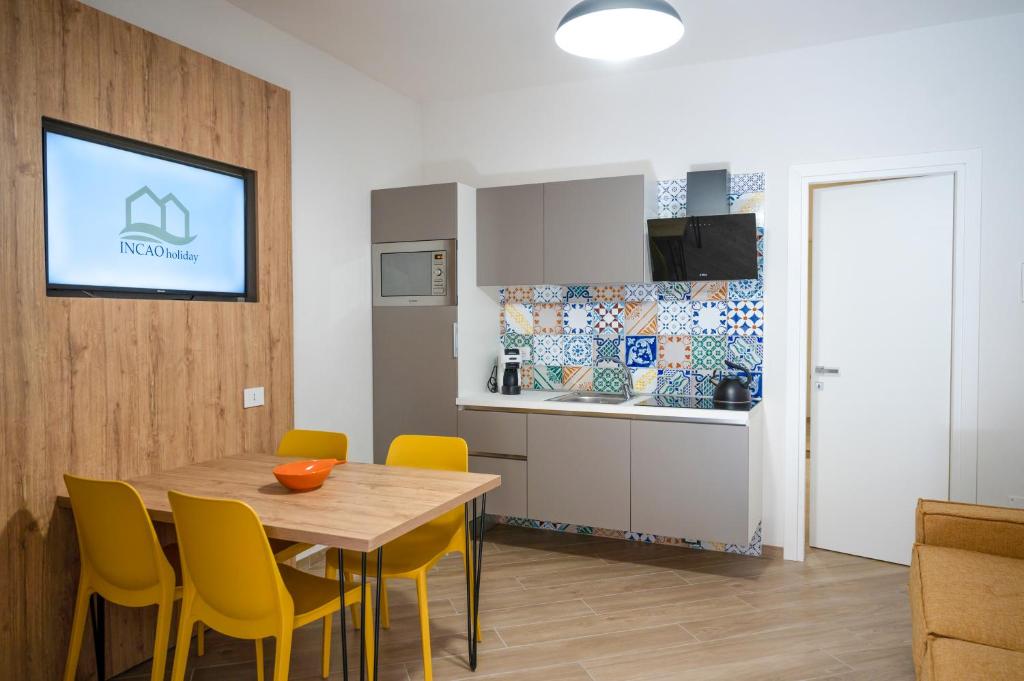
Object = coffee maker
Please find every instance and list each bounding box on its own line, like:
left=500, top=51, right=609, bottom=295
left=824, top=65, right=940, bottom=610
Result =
left=499, top=348, right=522, bottom=395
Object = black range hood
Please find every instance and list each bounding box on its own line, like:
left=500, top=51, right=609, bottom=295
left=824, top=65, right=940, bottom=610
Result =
left=647, top=169, right=757, bottom=282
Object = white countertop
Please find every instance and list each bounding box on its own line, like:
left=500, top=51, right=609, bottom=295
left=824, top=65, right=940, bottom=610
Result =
left=457, top=390, right=760, bottom=426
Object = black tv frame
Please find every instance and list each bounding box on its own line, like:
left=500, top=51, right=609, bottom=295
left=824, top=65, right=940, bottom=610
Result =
left=42, top=117, right=258, bottom=302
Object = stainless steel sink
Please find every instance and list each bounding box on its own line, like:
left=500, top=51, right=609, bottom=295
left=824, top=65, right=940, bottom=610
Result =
left=548, top=391, right=629, bottom=405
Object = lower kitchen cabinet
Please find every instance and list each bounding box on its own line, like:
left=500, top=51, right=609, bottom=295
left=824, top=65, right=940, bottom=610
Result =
left=468, top=454, right=527, bottom=518
left=457, top=405, right=763, bottom=546
left=630, top=417, right=762, bottom=546
left=527, top=413, right=631, bottom=531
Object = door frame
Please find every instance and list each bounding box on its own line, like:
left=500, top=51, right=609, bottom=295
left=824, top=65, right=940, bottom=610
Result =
left=784, top=150, right=982, bottom=561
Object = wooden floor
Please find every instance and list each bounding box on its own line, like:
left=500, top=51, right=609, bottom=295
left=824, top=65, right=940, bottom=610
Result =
left=113, top=525, right=914, bottom=681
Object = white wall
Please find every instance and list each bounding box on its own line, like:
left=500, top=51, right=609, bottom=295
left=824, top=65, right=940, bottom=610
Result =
left=455, top=186, right=504, bottom=396
left=421, top=14, right=1024, bottom=547
left=85, top=0, right=423, bottom=462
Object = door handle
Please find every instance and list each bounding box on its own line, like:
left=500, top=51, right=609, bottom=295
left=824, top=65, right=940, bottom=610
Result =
left=814, top=366, right=840, bottom=375
left=452, top=322, right=458, bottom=358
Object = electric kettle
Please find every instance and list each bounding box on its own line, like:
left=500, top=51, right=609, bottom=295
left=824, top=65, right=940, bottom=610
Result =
left=711, top=360, right=753, bottom=405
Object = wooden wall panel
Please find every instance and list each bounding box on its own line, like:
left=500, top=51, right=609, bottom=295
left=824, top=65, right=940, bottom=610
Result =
left=0, top=1, right=294, bottom=677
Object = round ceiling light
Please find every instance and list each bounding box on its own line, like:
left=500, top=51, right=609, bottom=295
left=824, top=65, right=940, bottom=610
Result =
left=555, top=0, right=684, bottom=61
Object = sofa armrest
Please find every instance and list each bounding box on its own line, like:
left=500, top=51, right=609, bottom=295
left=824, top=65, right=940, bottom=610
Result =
left=916, top=499, right=1024, bottom=560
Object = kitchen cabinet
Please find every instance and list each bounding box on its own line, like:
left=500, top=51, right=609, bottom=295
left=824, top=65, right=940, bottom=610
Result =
left=543, top=175, right=650, bottom=284
left=469, top=454, right=527, bottom=518
left=630, top=416, right=762, bottom=546
left=474, top=175, right=652, bottom=286
left=371, top=183, right=457, bottom=242
left=527, top=413, right=630, bottom=531
left=476, top=184, right=544, bottom=286
left=372, top=306, right=458, bottom=463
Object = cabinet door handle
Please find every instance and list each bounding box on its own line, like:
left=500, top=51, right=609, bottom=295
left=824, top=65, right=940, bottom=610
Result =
left=453, top=322, right=459, bottom=358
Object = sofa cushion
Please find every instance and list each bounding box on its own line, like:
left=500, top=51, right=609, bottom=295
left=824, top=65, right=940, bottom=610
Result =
left=923, top=637, right=1024, bottom=681
left=911, top=544, right=1024, bottom=655
left=917, top=500, right=1024, bottom=560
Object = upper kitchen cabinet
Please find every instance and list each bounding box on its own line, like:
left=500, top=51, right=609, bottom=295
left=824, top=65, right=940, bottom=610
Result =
left=543, top=174, right=652, bottom=284
left=476, top=184, right=545, bottom=286
left=371, top=182, right=458, bottom=242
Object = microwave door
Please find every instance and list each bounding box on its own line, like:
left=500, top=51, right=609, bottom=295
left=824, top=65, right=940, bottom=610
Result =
left=372, top=239, right=456, bottom=306
left=380, top=251, right=433, bottom=297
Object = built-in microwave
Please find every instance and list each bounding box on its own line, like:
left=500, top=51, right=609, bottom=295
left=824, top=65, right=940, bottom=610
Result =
left=371, top=239, right=456, bottom=306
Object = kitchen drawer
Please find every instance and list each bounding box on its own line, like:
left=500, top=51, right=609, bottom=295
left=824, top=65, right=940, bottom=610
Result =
left=469, top=454, right=527, bottom=518
left=458, top=409, right=527, bottom=457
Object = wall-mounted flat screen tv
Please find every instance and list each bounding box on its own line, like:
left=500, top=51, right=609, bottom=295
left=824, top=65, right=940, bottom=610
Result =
left=43, top=118, right=257, bottom=300
left=648, top=213, right=757, bottom=281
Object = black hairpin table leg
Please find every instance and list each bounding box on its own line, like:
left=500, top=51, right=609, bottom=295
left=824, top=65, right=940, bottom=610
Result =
left=90, top=593, right=105, bottom=681
left=355, top=548, right=385, bottom=681
left=337, top=549, right=349, bottom=681
left=464, top=493, right=487, bottom=671
left=373, top=548, right=383, bottom=681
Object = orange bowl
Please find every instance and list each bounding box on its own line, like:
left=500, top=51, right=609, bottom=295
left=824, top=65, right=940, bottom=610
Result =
left=273, top=459, right=338, bottom=491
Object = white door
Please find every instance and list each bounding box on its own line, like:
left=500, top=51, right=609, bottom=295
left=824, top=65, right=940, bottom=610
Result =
left=809, top=175, right=954, bottom=565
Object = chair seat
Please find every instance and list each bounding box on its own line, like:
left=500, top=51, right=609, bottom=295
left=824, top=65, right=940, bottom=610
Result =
left=278, top=563, right=371, bottom=631
left=912, top=545, right=1024, bottom=653
left=327, top=519, right=462, bottom=576
left=923, top=637, right=1024, bottom=681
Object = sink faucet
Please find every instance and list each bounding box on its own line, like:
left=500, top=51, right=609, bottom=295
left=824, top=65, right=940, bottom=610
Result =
left=607, top=357, right=634, bottom=400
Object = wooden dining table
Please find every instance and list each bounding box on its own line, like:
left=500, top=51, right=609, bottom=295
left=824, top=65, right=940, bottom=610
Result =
left=57, top=454, right=501, bottom=681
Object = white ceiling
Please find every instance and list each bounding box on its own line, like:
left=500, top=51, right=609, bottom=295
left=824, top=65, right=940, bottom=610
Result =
left=228, top=0, right=1024, bottom=102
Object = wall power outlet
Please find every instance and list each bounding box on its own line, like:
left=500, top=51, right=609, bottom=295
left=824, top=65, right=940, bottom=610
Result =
left=243, top=386, right=265, bottom=408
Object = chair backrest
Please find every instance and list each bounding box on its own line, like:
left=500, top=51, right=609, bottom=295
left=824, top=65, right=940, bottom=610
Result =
left=277, top=429, right=348, bottom=461
left=63, top=474, right=171, bottom=594
left=168, top=491, right=289, bottom=624
left=386, top=435, right=469, bottom=530
left=385, top=434, right=468, bottom=472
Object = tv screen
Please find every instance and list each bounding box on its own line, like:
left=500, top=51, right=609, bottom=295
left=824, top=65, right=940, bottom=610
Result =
left=43, top=118, right=256, bottom=300
left=648, top=213, right=757, bottom=281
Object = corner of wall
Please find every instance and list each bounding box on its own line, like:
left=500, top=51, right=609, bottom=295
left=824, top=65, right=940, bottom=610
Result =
left=456, top=184, right=501, bottom=396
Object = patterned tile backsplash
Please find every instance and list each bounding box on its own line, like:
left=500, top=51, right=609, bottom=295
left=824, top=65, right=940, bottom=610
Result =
left=499, top=173, right=766, bottom=400
left=493, top=516, right=764, bottom=557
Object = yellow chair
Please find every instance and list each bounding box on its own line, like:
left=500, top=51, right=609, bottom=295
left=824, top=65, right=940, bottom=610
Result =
left=62, top=474, right=202, bottom=681
left=270, top=429, right=348, bottom=563
left=325, top=434, right=482, bottom=681
left=168, top=490, right=373, bottom=681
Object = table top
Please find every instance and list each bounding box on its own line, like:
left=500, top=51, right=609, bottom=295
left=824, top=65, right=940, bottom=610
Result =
left=57, top=455, right=501, bottom=553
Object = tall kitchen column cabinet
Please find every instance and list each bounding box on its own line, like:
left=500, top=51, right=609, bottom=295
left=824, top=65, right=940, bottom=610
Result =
left=475, top=175, right=654, bottom=286
left=371, top=183, right=461, bottom=463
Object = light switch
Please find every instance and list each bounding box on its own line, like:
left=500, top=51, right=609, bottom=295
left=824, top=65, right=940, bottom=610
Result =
left=243, top=386, right=265, bottom=408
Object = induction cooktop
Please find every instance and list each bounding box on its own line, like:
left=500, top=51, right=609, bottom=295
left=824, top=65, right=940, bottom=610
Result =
left=636, top=395, right=754, bottom=411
